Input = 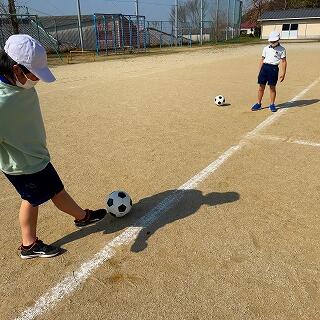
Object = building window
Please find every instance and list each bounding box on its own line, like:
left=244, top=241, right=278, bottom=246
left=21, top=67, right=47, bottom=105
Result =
left=282, top=24, right=290, bottom=31
left=282, top=23, right=299, bottom=31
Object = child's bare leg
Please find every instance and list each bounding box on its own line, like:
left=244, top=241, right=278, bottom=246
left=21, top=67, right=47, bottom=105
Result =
left=19, top=200, right=38, bottom=246
left=258, top=84, right=266, bottom=104
left=270, top=85, right=276, bottom=104
left=52, top=189, right=86, bottom=220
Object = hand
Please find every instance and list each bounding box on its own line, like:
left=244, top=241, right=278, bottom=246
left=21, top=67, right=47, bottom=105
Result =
left=279, top=74, right=285, bottom=82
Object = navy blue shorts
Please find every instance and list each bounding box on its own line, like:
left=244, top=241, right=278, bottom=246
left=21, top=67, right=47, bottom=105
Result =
left=3, top=163, right=64, bottom=207
left=258, top=63, right=279, bottom=86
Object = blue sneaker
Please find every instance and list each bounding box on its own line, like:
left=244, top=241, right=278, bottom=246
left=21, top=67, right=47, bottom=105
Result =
left=251, top=103, right=262, bottom=111
left=269, top=104, right=277, bottom=112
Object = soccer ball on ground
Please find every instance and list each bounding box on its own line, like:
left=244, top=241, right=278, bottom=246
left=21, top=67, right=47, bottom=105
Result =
left=214, top=95, right=226, bottom=106
left=106, top=191, right=132, bottom=218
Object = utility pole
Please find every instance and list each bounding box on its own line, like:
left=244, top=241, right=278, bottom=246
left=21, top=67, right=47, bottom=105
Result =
left=175, top=0, right=178, bottom=45
left=76, top=0, right=84, bottom=51
left=238, top=0, right=242, bottom=38
left=200, top=0, right=203, bottom=45
left=8, top=0, right=19, bottom=34
left=215, top=0, right=219, bottom=42
left=226, top=0, right=230, bottom=40
left=135, top=0, right=140, bottom=49
left=232, top=0, right=236, bottom=39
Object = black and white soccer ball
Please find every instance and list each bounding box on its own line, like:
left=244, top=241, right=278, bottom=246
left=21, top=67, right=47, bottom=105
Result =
left=106, top=191, right=132, bottom=218
left=214, top=95, right=226, bottom=106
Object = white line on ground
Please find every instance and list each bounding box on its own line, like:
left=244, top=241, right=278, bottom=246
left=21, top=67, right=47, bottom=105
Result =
left=15, top=77, right=320, bottom=320
left=290, top=139, right=320, bottom=148
left=255, top=134, right=320, bottom=148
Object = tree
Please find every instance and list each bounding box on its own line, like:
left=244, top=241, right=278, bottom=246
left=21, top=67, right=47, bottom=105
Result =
left=170, top=0, right=208, bottom=29
left=8, top=0, right=19, bottom=34
left=286, top=0, right=320, bottom=8
left=244, top=0, right=320, bottom=24
left=170, top=3, right=187, bottom=24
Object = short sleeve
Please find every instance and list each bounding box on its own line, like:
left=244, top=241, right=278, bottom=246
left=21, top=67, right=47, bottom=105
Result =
left=262, top=47, right=266, bottom=57
left=281, top=49, right=286, bottom=59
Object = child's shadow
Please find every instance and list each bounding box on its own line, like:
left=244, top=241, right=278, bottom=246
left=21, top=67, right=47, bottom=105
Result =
left=52, top=189, right=240, bottom=253
left=277, top=99, right=320, bottom=109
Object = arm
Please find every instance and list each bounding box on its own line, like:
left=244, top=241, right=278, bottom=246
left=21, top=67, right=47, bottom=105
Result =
left=279, top=58, right=287, bottom=82
left=259, top=57, right=264, bottom=72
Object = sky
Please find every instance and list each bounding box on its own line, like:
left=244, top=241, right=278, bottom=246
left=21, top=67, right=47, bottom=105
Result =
left=11, top=0, right=180, bottom=20
left=6, top=0, right=249, bottom=20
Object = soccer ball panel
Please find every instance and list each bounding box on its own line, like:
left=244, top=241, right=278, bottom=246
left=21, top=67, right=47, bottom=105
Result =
left=118, top=192, right=126, bottom=199
left=118, top=204, right=127, bottom=212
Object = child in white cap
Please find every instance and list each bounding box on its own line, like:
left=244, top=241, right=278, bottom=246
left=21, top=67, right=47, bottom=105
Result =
left=251, top=31, right=287, bottom=112
left=0, top=35, right=106, bottom=259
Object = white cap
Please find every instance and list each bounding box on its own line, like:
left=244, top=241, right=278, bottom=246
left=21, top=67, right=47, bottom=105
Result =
left=268, top=31, right=280, bottom=42
left=4, top=34, right=55, bottom=83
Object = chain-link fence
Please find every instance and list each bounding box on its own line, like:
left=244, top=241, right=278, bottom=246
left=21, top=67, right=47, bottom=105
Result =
left=208, top=0, right=242, bottom=41
left=0, top=0, right=242, bottom=57
left=0, top=14, right=60, bottom=55
left=94, top=13, right=146, bottom=54
left=147, top=21, right=194, bottom=47
left=38, top=15, right=96, bottom=52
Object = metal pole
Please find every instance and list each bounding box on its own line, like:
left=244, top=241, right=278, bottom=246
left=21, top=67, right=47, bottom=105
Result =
left=54, top=18, right=59, bottom=51
left=143, top=17, right=146, bottom=51
left=233, top=0, right=236, bottom=39
left=238, top=0, right=242, bottom=37
left=93, top=14, right=100, bottom=55
left=35, top=15, right=40, bottom=42
left=135, top=0, right=140, bottom=49
left=129, top=16, right=133, bottom=49
left=120, top=15, right=125, bottom=50
left=215, top=0, right=219, bottom=42
left=103, top=15, right=108, bottom=54
left=200, top=0, right=203, bottom=45
left=76, top=0, right=84, bottom=51
left=175, top=0, right=178, bottom=46
left=226, top=0, right=230, bottom=40
left=160, top=21, right=163, bottom=48
left=112, top=15, right=116, bottom=52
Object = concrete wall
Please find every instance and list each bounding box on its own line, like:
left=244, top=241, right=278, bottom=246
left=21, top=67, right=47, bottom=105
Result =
left=261, top=19, right=320, bottom=40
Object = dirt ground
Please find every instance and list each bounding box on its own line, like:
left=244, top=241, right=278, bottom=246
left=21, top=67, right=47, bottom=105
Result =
left=0, top=42, right=320, bottom=320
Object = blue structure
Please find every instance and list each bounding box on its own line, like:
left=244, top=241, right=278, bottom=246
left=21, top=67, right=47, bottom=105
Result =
left=93, top=13, right=147, bottom=55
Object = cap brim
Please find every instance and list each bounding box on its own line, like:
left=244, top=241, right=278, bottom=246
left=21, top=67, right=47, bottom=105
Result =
left=269, top=37, right=280, bottom=42
left=30, top=66, right=56, bottom=83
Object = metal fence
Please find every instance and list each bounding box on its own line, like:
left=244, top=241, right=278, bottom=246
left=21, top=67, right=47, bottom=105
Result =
left=0, top=14, right=60, bottom=54
left=0, top=0, right=242, bottom=56
left=93, top=13, right=146, bottom=54
left=38, top=15, right=96, bottom=53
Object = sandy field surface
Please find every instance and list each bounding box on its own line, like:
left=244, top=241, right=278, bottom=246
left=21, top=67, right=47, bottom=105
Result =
left=0, top=42, right=320, bottom=320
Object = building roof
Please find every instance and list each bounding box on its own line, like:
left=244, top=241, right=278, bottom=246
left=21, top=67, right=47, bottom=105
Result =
left=37, top=14, right=144, bottom=29
left=259, top=8, right=320, bottom=21
left=38, top=15, right=94, bottom=29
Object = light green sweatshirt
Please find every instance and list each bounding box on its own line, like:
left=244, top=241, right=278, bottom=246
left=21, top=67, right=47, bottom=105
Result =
left=0, top=81, right=50, bottom=175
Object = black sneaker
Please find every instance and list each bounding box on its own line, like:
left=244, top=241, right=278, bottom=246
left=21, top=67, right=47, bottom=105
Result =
left=74, top=209, right=107, bottom=228
left=19, top=238, right=61, bottom=259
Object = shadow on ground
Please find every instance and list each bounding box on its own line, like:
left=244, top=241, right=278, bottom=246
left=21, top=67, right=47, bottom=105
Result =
left=277, top=99, right=320, bottom=109
left=52, top=189, right=240, bottom=253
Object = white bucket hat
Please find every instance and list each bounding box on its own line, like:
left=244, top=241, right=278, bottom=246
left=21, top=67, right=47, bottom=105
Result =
left=4, top=34, right=56, bottom=83
left=268, top=31, right=280, bottom=42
